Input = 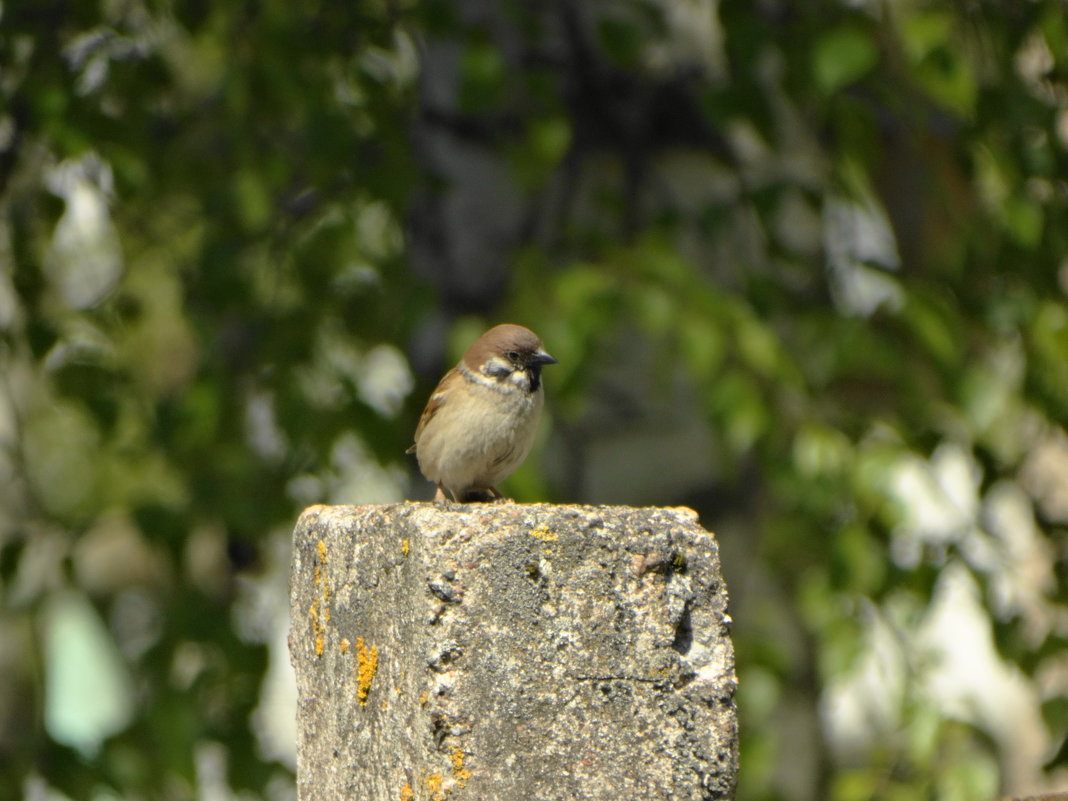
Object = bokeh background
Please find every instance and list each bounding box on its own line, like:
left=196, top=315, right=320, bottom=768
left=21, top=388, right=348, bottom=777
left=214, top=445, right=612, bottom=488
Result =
left=2, top=0, right=1068, bottom=799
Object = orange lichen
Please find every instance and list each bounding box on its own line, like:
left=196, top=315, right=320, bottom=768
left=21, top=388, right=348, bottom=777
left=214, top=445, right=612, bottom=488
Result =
left=399, top=783, right=413, bottom=801
left=424, top=773, right=444, bottom=801
left=529, top=526, right=558, bottom=542
left=310, top=540, right=331, bottom=657
left=401, top=538, right=410, bottom=557
left=451, top=747, right=470, bottom=788
left=356, top=636, right=379, bottom=705
left=310, top=601, right=324, bottom=657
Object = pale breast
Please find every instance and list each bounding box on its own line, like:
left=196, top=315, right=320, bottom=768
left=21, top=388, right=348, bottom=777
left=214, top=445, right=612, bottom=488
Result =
left=417, top=379, right=544, bottom=493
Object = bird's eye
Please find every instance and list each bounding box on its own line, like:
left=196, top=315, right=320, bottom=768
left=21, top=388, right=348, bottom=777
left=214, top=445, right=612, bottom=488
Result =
left=506, top=350, right=520, bottom=362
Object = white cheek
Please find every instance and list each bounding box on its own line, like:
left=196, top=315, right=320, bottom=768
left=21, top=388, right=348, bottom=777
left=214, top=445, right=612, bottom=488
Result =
left=508, top=369, right=528, bottom=390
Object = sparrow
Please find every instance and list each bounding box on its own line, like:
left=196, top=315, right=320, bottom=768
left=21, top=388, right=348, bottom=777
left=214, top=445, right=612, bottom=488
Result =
left=407, top=324, right=557, bottom=503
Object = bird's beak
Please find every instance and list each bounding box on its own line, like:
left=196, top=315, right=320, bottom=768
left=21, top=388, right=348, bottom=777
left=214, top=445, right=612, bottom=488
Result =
left=532, top=350, right=557, bottom=366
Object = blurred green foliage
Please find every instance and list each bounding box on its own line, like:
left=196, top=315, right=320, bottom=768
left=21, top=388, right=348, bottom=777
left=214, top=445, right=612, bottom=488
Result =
left=2, top=0, right=1067, bottom=800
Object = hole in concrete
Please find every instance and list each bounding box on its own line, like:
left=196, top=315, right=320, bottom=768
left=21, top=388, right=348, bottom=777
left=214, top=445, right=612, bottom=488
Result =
left=671, top=604, right=693, bottom=655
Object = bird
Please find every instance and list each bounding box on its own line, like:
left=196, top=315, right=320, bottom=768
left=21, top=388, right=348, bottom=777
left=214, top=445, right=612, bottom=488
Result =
left=407, top=324, right=557, bottom=503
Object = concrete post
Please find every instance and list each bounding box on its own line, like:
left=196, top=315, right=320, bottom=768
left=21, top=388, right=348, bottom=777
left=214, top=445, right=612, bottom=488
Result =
left=289, top=503, right=737, bottom=800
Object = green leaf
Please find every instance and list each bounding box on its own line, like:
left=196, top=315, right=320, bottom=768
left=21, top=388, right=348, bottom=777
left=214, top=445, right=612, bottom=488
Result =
left=832, top=524, right=887, bottom=595
left=1030, top=300, right=1068, bottom=407
left=531, top=116, right=571, bottom=168
left=596, top=18, right=644, bottom=68
left=710, top=371, right=769, bottom=454
left=552, top=265, right=621, bottom=325
left=793, top=421, right=853, bottom=478
left=900, top=10, right=976, bottom=115
left=902, top=291, right=959, bottom=368
left=512, top=116, right=572, bottom=190
left=459, top=37, right=505, bottom=112
left=680, top=315, right=726, bottom=380
left=23, top=401, right=102, bottom=523
left=1002, top=196, right=1043, bottom=248
left=233, top=169, right=272, bottom=232
left=812, top=26, right=879, bottom=95
left=900, top=9, right=954, bottom=62
left=832, top=768, right=878, bottom=801
left=631, top=285, right=674, bottom=335
left=733, top=310, right=782, bottom=377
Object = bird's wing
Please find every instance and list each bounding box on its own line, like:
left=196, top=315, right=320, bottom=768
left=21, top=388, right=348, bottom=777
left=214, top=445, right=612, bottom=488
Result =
left=406, top=368, right=457, bottom=453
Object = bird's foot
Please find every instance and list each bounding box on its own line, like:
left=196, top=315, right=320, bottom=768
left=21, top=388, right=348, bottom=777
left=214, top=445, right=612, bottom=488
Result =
left=451, top=487, right=512, bottom=504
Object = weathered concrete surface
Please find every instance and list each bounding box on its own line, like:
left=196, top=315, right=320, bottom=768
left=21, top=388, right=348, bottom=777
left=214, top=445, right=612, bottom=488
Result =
left=290, top=503, right=737, bottom=801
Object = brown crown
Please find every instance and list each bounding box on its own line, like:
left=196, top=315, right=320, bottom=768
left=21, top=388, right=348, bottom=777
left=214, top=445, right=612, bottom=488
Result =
left=462, top=324, right=546, bottom=369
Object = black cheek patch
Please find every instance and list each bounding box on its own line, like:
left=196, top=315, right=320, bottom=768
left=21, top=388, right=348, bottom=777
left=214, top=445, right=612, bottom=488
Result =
left=483, top=361, right=513, bottom=379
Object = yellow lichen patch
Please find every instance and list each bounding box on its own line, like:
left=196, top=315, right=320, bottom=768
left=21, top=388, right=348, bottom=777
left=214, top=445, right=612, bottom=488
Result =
left=310, top=539, right=331, bottom=657
left=401, top=538, right=410, bottom=557
left=451, top=747, right=471, bottom=788
left=310, top=601, right=324, bottom=657
left=356, top=637, right=379, bottom=705
left=529, top=526, right=557, bottom=542
left=424, top=773, right=444, bottom=801
left=340, top=638, right=350, bottom=653
left=399, top=783, right=414, bottom=801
